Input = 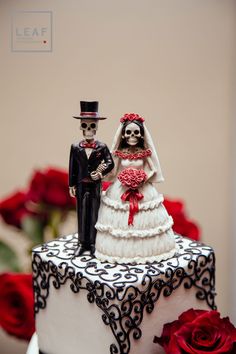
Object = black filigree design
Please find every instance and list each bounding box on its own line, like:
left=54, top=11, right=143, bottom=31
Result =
left=32, top=234, right=216, bottom=354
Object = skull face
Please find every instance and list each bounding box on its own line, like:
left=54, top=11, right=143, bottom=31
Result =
left=124, top=122, right=141, bottom=146
left=80, top=119, right=98, bottom=139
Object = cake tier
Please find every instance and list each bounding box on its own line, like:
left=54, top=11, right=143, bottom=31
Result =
left=32, top=234, right=216, bottom=354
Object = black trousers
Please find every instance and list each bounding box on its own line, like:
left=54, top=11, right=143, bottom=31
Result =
left=76, top=181, right=101, bottom=248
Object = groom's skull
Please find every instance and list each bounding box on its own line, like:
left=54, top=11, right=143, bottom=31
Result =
left=80, top=119, right=98, bottom=139
left=124, top=122, right=141, bottom=146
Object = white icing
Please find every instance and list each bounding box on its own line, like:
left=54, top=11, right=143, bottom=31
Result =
left=33, top=234, right=214, bottom=354
left=36, top=286, right=211, bottom=354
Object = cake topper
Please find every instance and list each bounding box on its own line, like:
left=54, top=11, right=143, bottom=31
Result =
left=69, top=101, right=114, bottom=256
left=95, top=113, right=178, bottom=263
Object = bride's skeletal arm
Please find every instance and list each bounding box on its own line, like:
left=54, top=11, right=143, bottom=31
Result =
left=145, top=156, right=157, bottom=181
left=112, top=157, right=120, bottom=178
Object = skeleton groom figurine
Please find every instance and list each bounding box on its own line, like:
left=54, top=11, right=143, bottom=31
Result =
left=69, top=101, right=114, bottom=256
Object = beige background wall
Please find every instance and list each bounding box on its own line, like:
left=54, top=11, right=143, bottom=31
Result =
left=0, top=0, right=235, bottom=351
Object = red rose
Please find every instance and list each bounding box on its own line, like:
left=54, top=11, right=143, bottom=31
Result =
left=164, top=198, right=200, bottom=241
left=154, top=308, right=236, bottom=354
left=27, top=167, right=75, bottom=209
left=0, top=191, right=31, bottom=229
left=0, top=273, right=35, bottom=340
left=120, top=113, right=145, bottom=123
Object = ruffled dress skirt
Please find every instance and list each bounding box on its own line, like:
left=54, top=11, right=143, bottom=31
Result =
left=95, top=180, right=178, bottom=264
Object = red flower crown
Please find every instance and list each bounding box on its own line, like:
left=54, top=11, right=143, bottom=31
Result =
left=120, top=113, right=145, bottom=123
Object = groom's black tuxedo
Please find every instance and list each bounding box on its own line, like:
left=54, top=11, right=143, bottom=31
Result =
left=69, top=140, right=114, bottom=251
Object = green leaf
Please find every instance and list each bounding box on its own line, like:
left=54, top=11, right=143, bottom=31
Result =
left=21, top=216, right=45, bottom=245
left=0, top=241, right=21, bottom=272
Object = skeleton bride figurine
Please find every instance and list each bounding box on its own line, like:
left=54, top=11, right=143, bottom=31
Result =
left=95, top=113, right=178, bottom=263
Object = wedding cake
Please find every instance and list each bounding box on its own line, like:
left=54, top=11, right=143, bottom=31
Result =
left=32, top=234, right=216, bottom=354
left=32, top=108, right=216, bottom=354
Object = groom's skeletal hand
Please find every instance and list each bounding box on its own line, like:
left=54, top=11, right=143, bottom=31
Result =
left=69, top=186, right=77, bottom=197
left=90, top=171, right=102, bottom=180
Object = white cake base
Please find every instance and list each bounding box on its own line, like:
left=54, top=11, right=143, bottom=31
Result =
left=32, top=234, right=216, bottom=354
left=36, top=283, right=210, bottom=354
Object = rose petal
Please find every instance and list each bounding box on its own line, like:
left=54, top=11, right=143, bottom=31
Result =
left=178, top=308, right=206, bottom=324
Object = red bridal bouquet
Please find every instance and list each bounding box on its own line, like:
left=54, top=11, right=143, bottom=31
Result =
left=154, top=308, right=236, bottom=353
left=118, top=168, right=147, bottom=189
left=118, top=168, right=147, bottom=225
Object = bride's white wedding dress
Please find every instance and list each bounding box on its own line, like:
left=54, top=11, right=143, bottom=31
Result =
left=95, top=156, right=178, bottom=264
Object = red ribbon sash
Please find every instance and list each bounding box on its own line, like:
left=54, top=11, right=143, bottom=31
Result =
left=121, top=188, right=144, bottom=225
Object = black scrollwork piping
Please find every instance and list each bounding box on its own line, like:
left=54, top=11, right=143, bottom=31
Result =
left=32, top=234, right=216, bottom=354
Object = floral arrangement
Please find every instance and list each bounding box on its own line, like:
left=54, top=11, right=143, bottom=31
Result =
left=0, top=167, right=202, bottom=342
left=154, top=308, right=236, bottom=353
left=120, top=113, right=145, bottom=123
left=0, top=167, right=75, bottom=272
left=117, top=168, right=147, bottom=225
left=118, top=168, right=147, bottom=189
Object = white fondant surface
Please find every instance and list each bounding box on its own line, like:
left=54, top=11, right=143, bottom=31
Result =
left=37, top=283, right=210, bottom=354
left=33, top=234, right=215, bottom=354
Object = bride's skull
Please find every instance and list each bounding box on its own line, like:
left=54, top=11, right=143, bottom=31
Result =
left=124, top=122, right=141, bottom=146
left=80, top=119, right=98, bottom=139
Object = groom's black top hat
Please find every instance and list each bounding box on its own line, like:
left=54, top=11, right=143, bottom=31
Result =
left=73, top=101, right=107, bottom=120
